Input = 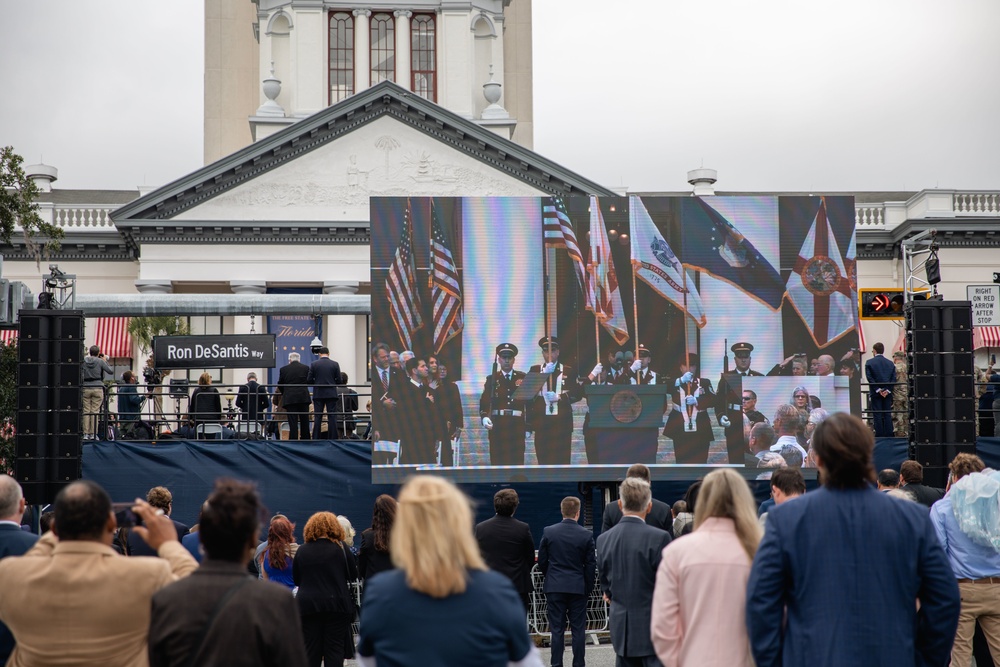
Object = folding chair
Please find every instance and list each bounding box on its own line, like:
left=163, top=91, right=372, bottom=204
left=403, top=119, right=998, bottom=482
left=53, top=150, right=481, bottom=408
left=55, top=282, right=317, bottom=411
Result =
left=197, top=423, right=224, bottom=440
left=373, top=440, right=401, bottom=465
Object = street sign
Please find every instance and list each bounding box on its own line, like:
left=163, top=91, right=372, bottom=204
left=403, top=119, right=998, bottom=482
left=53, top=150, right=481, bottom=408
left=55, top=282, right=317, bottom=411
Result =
left=967, top=284, right=999, bottom=326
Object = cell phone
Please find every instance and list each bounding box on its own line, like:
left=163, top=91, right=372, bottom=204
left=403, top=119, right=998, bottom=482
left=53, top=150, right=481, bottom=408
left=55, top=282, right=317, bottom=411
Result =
left=111, top=502, right=139, bottom=528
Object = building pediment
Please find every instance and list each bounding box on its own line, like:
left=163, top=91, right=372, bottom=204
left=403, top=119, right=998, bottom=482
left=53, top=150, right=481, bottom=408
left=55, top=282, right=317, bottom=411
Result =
left=112, top=81, right=614, bottom=245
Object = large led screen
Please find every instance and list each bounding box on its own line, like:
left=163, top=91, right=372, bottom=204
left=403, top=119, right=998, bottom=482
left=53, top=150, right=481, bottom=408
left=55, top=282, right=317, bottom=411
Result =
left=370, top=196, right=860, bottom=482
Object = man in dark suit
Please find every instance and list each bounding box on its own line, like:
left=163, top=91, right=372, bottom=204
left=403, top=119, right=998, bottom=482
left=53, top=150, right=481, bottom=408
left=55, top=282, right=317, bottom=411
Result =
left=396, top=357, right=439, bottom=464
left=747, top=413, right=960, bottom=667
left=864, top=342, right=897, bottom=437
left=899, top=460, right=945, bottom=507
left=277, top=351, right=311, bottom=440
left=0, top=476, right=38, bottom=664
left=235, top=372, right=270, bottom=435
left=474, top=489, right=535, bottom=612
left=371, top=343, right=399, bottom=463
left=337, top=372, right=359, bottom=437
left=597, top=478, right=671, bottom=667
left=601, top=464, right=672, bottom=532
left=527, top=336, right=583, bottom=466
left=538, top=496, right=595, bottom=667
left=308, top=346, right=342, bottom=439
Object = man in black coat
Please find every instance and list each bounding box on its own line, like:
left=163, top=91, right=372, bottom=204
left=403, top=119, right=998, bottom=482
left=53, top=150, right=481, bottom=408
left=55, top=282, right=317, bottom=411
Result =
left=277, top=352, right=312, bottom=440
left=865, top=342, right=898, bottom=437
left=900, top=460, right=945, bottom=507
left=475, top=489, right=536, bottom=612
left=307, top=346, right=342, bottom=439
left=395, top=357, right=439, bottom=464
left=149, top=479, right=308, bottom=666
left=597, top=478, right=672, bottom=667
left=538, top=496, right=595, bottom=667
left=716, top=342, right=765, bottom=464
left=479, top=343, right=528, bottom=466
left=601, top=464, right=672, bottom=532
left=235, top=372, right=270, bottom=436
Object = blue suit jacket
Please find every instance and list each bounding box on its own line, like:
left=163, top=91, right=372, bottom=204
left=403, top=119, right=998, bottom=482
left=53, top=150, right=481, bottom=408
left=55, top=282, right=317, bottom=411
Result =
left=746, top=486, right=960, bottom=667
left=0, top=523, right=39, bottom=662
left=538, top=518, right=596, bottom=595
left=864, top=354, right=897, bottom=395
left=596, top=516, right=671, bottom=658
left=308, top=357, right=342, bottom=399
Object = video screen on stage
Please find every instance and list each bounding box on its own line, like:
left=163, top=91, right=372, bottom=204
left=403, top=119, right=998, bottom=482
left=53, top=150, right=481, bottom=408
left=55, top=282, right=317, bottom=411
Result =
left=370, top=196, right=861, bottom=482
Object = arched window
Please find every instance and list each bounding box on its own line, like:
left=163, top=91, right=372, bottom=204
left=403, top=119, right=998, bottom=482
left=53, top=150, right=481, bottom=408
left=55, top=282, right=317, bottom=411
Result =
left=329, top=12, right=354, bottom=104
left=370, top=13, right=395, bottom=84
left=411, top=14, right=436, bottom=102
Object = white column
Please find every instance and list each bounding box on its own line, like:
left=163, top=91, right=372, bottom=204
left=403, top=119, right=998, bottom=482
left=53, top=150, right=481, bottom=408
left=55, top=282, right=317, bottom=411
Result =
left=353, top=9, right=371, bottom=92
left=324, top=282, right=360, bottom=384
left=134, top=280, right=172, bottom=294
left=394, top=10, right=411, bottom=89
left=229, top=281, right=268, bottom=390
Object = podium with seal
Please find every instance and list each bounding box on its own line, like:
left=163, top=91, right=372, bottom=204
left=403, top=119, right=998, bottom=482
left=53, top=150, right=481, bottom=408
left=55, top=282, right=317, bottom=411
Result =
left=584, top=384, right=668, bottom=464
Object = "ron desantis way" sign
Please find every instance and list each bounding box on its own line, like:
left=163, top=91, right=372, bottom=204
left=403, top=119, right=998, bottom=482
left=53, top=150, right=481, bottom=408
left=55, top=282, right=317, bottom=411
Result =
left=152, top=334, right=277, bottom=369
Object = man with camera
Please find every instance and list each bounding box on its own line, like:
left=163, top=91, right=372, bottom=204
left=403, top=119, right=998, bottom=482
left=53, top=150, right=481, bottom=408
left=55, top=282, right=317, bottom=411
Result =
left=143, top=355, right=170, bottom=428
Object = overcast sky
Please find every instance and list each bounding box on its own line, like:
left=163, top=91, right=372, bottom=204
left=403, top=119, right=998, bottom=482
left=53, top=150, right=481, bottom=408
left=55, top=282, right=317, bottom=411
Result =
left=2, top=0, right=998, bottom=193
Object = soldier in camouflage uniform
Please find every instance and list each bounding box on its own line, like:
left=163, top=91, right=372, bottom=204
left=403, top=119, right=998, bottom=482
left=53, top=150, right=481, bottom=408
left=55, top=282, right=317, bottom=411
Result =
left=891, top=350, right=909, bottom=437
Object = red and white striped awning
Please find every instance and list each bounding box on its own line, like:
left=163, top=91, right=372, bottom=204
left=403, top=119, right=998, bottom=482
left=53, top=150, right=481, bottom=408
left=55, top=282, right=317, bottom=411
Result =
left=93, top=317, right=133, bottom=358
left=0, top=329, right=17, bottom=344
left=974, top=326, right=1000, bottom=350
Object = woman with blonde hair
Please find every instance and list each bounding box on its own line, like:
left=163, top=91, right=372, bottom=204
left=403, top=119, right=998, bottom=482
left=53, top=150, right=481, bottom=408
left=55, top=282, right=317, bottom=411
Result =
left=357, top=476, right=542, bottom=667
left=293, top=511, right=358, bottom=667
left=651, top=468, right=763, bottom=667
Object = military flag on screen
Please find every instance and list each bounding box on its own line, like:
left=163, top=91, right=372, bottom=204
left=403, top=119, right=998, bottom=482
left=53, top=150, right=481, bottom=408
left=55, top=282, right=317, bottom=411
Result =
left=630, top=196, right=707, bottom=327
left=588, top=196, right=629, bottom=345
left=681, top=197, right=785, bottom=310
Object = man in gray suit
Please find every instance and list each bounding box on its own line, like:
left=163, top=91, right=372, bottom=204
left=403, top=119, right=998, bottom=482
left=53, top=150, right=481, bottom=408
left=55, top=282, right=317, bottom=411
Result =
left=597, top=477, right=672, bottom=667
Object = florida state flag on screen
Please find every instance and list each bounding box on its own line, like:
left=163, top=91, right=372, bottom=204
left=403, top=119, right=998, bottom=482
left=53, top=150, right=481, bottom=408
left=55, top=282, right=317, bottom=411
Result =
left=588, top=196, right=629, bottom=345
left=786, top=197, right=856, bottom=347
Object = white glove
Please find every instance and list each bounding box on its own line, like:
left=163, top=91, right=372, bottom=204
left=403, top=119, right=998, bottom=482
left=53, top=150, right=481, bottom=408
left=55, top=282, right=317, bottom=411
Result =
left=544, top=391, right=558, bottom=403
left=630, top=360, right=643, bottom=373
left=684, top=396, right=697, bottom=406
left=681, top=371, right=694, bottom=384
left=720, top=415, right=731, bottom=427
left=591, top=363, right=603, bottom=378
left=542, top=362, right=556, bottom=374
left=482, top=417, right=493, bottom=430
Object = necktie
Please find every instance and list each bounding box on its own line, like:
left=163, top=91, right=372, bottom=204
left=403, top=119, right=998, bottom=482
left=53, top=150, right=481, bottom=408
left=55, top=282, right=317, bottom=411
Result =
left=506, top=374, right=511, bottom=381
left=380, top=369, right=388, bottom=391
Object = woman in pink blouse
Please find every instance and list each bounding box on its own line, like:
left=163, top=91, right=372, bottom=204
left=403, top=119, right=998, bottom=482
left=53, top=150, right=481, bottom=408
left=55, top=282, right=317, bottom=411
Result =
left=650, top=468, right=763, bottom=667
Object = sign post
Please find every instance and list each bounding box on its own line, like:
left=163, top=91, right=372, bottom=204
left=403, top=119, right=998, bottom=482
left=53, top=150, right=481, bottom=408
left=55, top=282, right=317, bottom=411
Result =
left=967, top=285, right=999, bottom=327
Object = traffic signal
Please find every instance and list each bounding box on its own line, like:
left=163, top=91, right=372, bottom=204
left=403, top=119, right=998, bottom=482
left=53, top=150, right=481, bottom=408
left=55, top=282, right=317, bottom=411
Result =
left=860, top=289, right=905, bottom=319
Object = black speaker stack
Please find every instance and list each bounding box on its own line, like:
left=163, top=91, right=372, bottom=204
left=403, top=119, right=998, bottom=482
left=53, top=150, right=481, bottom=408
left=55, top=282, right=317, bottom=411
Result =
left=14, top=310, right=85, bottom=506
left=905, top=300, right=976, bottom=488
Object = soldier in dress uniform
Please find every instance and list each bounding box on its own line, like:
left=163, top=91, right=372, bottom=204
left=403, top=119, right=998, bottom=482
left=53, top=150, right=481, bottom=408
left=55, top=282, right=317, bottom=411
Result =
left=480, top=343, right=529, bottom=466
left=527, top=337, right=583, bottom=465
left=630, top=344, right=659, bottom=385
left=663, top=353, right=716, bottom=464
left=716, top=342, right=765, bottom=464
left=627, top=344, right=663, bottom=463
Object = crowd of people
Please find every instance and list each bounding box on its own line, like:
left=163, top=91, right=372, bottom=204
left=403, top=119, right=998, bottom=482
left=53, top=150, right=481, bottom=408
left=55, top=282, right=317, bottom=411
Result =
left=1, top=412, right=998, bottom=666
left=80, top=346, right=364, bottom=442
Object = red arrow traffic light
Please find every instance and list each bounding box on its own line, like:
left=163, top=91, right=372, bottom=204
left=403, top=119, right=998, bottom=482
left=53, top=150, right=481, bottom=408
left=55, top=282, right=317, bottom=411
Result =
left=872, top=293, right=891, bottom=312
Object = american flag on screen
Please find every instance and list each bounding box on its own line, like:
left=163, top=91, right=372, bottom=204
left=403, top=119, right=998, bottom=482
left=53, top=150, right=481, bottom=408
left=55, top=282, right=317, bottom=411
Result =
left=589, top=196, right=630, bottom=345
left=543, top=196, right=588, bottom=292
left=387, top=199, right=424, bottom=350
left=429, top=201, right=463, bottom=353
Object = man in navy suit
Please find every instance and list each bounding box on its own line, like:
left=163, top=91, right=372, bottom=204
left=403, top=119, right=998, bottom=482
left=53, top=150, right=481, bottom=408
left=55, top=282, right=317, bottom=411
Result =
left=475, top=489, right=536, bottom=612
left=277, top=351, right=312, bottom=440
left=746, top=413, right=960, bottom=667
left=0, top=476, right=39, bottom=663
left=865, top=342, right=897, bottom=437
left=597, top=477, right=671, bottom=667
left=307, top=346, right=342, bottom=439
left=538, top=496, right=595, bottom=667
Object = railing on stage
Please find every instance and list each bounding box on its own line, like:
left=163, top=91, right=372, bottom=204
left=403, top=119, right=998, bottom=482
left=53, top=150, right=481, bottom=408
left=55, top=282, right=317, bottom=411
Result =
left=91, top=382, right=374, bottom=441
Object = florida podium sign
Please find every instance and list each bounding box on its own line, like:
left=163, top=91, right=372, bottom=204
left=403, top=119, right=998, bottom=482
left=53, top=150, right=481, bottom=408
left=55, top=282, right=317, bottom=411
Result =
left=152, top=334, right=277, bottom=369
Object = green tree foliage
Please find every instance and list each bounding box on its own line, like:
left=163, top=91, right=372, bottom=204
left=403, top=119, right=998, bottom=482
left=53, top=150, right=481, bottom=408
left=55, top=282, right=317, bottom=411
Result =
left=0, top=146, right=64, bottom=261
left=127, top=316, right=190, bottom=355
left=0, top=340, right=17, bottom=472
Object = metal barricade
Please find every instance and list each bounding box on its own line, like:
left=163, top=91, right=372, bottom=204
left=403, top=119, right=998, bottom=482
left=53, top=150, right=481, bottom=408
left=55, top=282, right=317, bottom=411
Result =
left=527, top=564, right=609, bottom=642
left=350, top=579, right=364, bottom=640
